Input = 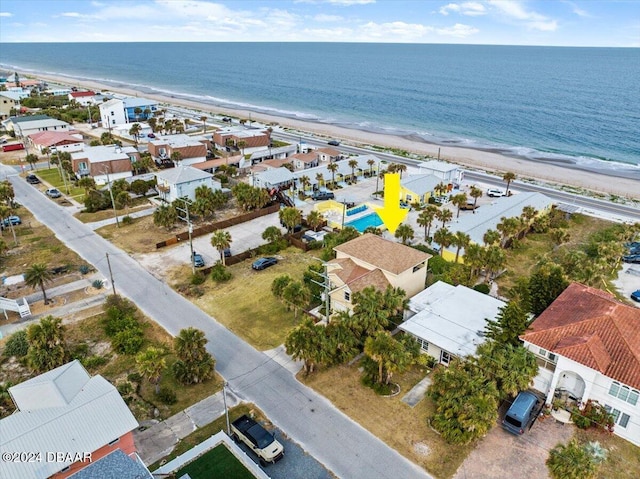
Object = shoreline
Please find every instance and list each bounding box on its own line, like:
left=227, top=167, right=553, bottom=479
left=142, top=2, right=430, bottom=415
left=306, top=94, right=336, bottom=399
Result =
left=25, top=71, right=640, bottom=201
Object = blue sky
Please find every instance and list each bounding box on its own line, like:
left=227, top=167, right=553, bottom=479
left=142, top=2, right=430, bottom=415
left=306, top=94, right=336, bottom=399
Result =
left=1, top=1, right=638, bottom=46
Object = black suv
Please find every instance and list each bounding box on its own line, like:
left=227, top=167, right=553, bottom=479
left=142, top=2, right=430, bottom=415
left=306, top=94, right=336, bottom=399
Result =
left=26, top=174, right=40, bottom=184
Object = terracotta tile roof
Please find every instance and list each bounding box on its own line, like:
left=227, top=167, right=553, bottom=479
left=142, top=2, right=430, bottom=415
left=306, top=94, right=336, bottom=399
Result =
left=333, top=233, right=431, bottom=275
left=521, top=283, right=640, bottom=390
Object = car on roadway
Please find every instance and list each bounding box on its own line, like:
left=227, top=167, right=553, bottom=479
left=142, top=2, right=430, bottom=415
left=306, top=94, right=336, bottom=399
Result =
left=26, top=174, right=41, bottom=184
left=147, top=133, right=156, bottom=138
left=252, top=257, right=278, bottom=270
left=631, top=290, right=640, bottom=302
left=192, top=252, right=205, bottom=268
left=487, top=188, right=507, bottom=198
left=312, top=191, right=335, bottom=201
left=327, top=140, right=340, bottom=146
left=1, top=216, right=21, bottom=228
left=45, top=188, right=62, bottom=198
left=622, top=254, right=640, bottom=264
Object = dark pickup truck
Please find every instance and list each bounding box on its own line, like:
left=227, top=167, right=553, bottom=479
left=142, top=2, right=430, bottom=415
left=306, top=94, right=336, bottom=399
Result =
left=231, top=415, right=284, bottom=466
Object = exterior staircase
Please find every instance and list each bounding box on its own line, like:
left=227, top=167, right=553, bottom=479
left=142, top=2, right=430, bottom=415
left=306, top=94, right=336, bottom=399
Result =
left=0, top=296, right=31, bottom=319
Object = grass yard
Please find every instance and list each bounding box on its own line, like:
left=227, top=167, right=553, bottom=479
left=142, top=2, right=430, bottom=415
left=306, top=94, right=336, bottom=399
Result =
left=575, top=428, right=640, bottom=479
left=175, top=444, right=254, bottom=479
left=96, top=214, right=167, bottom=254
left=32, top=168, right=85, bottom=200
left=497, top=214, right=615, bottom=295
left=190, top=248, right=321, bottom=350
left=301, top=362, right=474, bottom=479
left=74, top=197, right=155, bottom=223
left=149, top=403, right=260, bottom=471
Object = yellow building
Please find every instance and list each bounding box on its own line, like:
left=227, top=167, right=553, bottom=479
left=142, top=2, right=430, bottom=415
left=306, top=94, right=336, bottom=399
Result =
left=328, top=233, right=431, bottom=312
left=399, top=174, right=441, bottom=205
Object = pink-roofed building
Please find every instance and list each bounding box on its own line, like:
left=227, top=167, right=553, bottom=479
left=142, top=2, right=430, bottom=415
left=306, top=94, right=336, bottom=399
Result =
left=27, top=130, right=85, bottom=154
left=521, top=283, right=640, bottom=446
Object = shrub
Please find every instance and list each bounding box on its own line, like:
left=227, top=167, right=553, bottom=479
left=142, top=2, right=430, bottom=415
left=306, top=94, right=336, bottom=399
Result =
left=3, top=330, right=29, bottom=358
left=81, top=355, right=108, bottom=369
left=473, top=283, right=491, bottom=294
left=127, top=372, right=142, bottom=383
left=157, top=387, right=177, bottom=405
left=92, top=279, right=104, bottom=289
left=117, top=381, right=134, bottom=397
left=306, top=240, right=323, bottom=250
left=547, top=440, right=598, bottom=479
left=570, top=400, right=614, bottom=432
left=112, top=327, right=144, bottom=355
left=121, top=215, right=133, bottom=225
left=103, top=312, right=139, bottom=337
left=190, top=273, right=206, bottom=285
left=70, top=343, right=90, bottom=359
left=210, top=263, right=232, bottom=283
left=79, top=264, right=91, bottom=275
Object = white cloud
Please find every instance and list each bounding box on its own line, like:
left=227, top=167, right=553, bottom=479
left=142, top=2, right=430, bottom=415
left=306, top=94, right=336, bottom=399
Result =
left=0, top=12, right=13, bottom=17
left=437, top=23, right=479, bottom=37
left=60, top=12, right=85, bottom=18
left=326, top=0, right=376, bottom=4
left=440, top=2, right=486, bottom=17
left=360, top=21, right=431, bottom=40
left=488, top=0, right=558, bottom=31
left=562, top=1, right=590, bottom=18
left=314, top=14, right=343, bottom=22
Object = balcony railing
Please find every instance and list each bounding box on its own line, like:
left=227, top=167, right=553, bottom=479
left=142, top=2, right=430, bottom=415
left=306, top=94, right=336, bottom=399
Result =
left=536, top=356, right=556, bottom=372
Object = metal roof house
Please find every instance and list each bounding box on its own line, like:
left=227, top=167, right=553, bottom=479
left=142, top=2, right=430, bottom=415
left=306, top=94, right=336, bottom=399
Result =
left=399, top=281, right=506, bottom=366
left=400, top=174, right=442, bottom=205
left=0, top=360, right=144, bottom=479
left=418, top=160, right=463, bottom=185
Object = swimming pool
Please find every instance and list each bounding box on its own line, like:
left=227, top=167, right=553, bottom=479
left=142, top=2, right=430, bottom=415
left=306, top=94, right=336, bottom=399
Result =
left=344, top=212, right=384, bottom=233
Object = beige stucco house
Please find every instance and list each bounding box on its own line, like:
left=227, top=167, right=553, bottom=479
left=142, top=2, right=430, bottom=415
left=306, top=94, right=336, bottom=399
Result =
left=328, top=233, right=431, bottom=312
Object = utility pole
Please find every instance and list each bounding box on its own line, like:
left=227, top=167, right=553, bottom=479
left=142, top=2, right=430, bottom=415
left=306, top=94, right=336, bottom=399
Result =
left=105, top=252, right=116, bottom=296
left=309, top=262, right=332, bottom=322
left=223, top=382, right=231, bottom=435
left=175, top=198, right=195, bottom=274
left=103, top=167, right=119, bottom=228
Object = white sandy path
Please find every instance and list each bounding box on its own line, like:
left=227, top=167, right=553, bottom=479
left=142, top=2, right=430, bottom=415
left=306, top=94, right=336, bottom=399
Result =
left=35, top=73, right=640, bottom=200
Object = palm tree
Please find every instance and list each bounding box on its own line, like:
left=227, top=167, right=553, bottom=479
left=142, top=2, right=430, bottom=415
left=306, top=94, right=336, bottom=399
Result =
left=464, top=243, right=485, bottom=280
left=451, top=193, right=468, bottom=218
left=469, top=186, right=482, bottom=213
left=285, top=318, right=325, bottom=375
left=394, top=163, right=407, bottom=178
left=299, top=175, right=311, bottom=194
left=451, top=231, right=471, bottom=263
left=483, top=229, right=500, bottom=247
left=136, top=346, right=166, bottom=394
left=133, top=107, right=143, bottom=122
left=550, top=228, right=570, bottom=249
left=417, top=206, right=438, bottom=241
left=395, top=223, right=414, bottom=245
left=210, top=230, right=232, bottom=266
left=282, top=281, right=310, bottom=319
left=367, top=158, right=375, bottom=177
left=237, top=139, right=247, bottom=157
left=496, top=217, right=520, bottom=248
left=200, top=115, right=208, bottom=133
left=25, top=153, right=39, bottom=170
left=279, top=207, right=302, bottom=233
left=173, top=327, right=215, bottom=384
left=262, top=225, right=283, bottom=244
left=26, top=316, right=67, bottom=373
left=502, top=171, right=516, bottom=196
left=41, top=147, right=51, bottom=168
left=315, top=172, right=324, bottom=189
left=348, top=159, right=358, bottom=183
left=433, top=227, right=453, bottom=257
left=484, top=246, right=506, bottom=282
left=434, top=182, right=447, bottom=197
left=306, top=210, right=324, bottom=231
left=24, top=263, right=53, bottom=305
left=327, top=162, right=338, bottom=187
left=129, top=123, right=141, bottom=145
left=436, top=208, right=453, bottom=228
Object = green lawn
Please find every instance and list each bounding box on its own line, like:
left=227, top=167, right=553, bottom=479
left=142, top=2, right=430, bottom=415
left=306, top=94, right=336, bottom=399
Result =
left=191, top=248, right=321, bottom=350
left=175, top=444, right=255, bottom=479
left=34, top=168, right=85, bottom=200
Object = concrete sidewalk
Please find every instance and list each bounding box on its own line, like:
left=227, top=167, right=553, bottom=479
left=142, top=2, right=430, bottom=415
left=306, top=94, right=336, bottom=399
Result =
left=134, top=388, right=241, bottom=466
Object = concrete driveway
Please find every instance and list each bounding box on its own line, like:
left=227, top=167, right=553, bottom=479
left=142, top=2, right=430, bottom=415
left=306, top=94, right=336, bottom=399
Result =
left=452, top=415, right=574, bottom=479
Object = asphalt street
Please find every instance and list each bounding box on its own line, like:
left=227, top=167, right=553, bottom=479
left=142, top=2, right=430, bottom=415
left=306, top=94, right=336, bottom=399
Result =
left=4, top=163, right=431, bottom=479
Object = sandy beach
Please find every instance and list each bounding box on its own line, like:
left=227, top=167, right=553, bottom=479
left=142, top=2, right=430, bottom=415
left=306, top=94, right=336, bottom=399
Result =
left=30, top=72, right=640, bottom=201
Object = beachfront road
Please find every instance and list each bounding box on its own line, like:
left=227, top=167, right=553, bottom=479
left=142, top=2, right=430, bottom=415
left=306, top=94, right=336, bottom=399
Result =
left=274, top=130, right=640, bottom=223
left=4, top=164, right=431, bottom=479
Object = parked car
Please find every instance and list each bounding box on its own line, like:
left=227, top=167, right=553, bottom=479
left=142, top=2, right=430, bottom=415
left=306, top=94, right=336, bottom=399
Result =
left=328, top=140, right=340, bottom=146
left=230, top=414, right=284, bottom=466
left=252, top=257, right=278, bottom=270
left=460, top=202, right=479, bottom=211
left=26, top=174, right=40, bottom=184
left=192, top=252, right=205, bottom=268
left=622, top=254, right=640, bottom=264
left=502, top=391, right=541, bottom=435
left=631, top=290, right=640, bottom=302
left=1, top=216, right=21, bottom=228
left=487, top=188, right=506, bottom=198
left=399, top=201, right=411, bottom=210
left=147, top=133, right=156, bottom=138
left=312, top=191, right=335, bottom=201
left=223, top=248, right=231, bottom=258
left=45, top=188, right=62, bottom=198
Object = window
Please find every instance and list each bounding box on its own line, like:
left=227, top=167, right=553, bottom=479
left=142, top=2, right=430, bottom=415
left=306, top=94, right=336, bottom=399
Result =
left=440, top=351, right=451, bottom=365
left=344, top=291, right=350, bottom=302
left=413, top=262, right=425, bottom=273
left=416, top=338, right=429, bottom=352
left=539, top=348, right=547, bottom=356
left=111, top=111, right=114, bottom=116
left=609, top=381, right=639, bottom=406
left=78, top=161, right=87, bottom=170
left=605, top=405, right=631, bottom=429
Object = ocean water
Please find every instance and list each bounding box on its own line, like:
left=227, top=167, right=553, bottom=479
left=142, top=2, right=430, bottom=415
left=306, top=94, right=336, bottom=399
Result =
left=1, top=42, right=639, bottom=179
